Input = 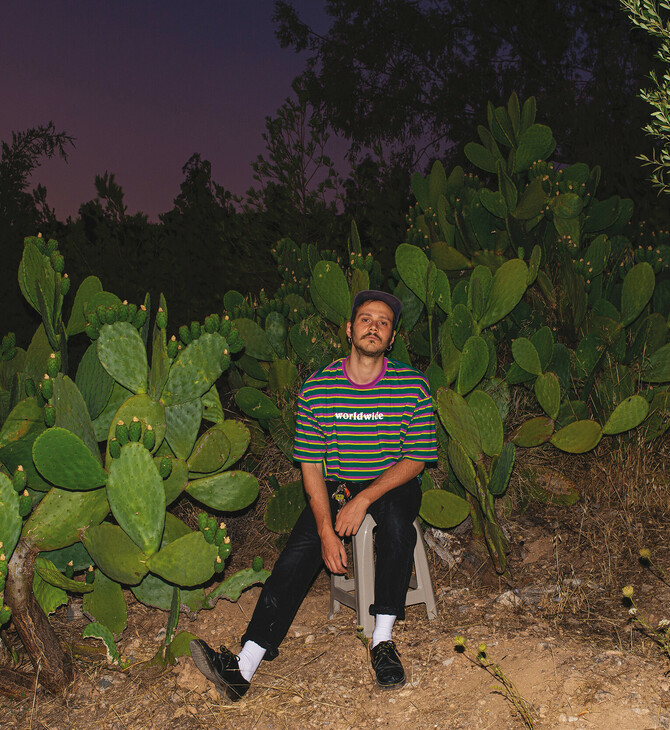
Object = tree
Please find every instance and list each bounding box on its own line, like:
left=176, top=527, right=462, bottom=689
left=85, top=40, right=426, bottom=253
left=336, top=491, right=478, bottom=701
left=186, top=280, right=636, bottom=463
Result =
left=0, top=122, right=74, bottom=244
left=621, top=0, right=670, bottom=195
left=274, top=0, right=662, bottom=210
left=245, top=93, right=343, bottom=248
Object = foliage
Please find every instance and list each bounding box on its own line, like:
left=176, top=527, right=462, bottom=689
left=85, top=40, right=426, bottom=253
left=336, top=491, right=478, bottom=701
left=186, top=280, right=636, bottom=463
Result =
left=274, top=0, right=662, bottom=210
left=224, top=93, right=670, bottom=574
left=0, top=239, right=269, bottom=691
left=621, top=0, right=670, bottom=194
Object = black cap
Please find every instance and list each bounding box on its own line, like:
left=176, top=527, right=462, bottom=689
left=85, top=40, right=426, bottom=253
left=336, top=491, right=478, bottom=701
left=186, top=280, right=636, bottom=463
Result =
left=351, top=290, right=402, bottom=328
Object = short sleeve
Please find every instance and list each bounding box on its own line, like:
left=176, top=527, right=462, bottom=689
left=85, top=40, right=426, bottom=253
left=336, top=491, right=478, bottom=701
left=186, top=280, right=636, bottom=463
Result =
left=401, top=385, right=438, bottom=462
left=292, top=390, right=326, bottom=462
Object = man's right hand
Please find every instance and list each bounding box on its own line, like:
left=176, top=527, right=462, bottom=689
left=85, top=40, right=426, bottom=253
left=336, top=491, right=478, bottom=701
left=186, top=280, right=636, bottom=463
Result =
left=321, top=529, right=348, bottom=574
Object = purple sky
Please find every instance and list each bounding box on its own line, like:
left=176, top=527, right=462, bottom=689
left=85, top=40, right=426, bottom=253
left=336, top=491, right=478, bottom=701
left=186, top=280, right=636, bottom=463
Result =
left=2, top=1, right=333, bottom=221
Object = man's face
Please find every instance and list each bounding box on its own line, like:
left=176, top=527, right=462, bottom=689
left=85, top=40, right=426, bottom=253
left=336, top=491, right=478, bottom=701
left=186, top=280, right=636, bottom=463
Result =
left=346, top=300, right=395, bottom=357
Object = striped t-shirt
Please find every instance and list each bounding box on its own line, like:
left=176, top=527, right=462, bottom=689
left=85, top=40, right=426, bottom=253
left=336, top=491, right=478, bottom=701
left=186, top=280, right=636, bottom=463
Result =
left=293, top=358, right=438, bottom=481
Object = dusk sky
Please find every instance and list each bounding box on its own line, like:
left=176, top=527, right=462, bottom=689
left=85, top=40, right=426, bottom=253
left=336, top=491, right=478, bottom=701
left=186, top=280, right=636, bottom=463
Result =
left=2, top=1, right=333, bottom=221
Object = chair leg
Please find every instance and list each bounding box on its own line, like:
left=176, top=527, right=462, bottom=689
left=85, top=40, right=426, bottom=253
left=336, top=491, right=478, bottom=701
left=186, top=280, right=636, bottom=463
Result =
left=352, top=514, right=376, bottom=638
left=411, top=519, right=438, bottom=620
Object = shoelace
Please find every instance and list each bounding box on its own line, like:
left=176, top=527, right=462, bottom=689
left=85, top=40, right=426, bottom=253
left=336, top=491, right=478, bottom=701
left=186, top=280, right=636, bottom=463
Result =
left=373, top=641, right=401, bottom=661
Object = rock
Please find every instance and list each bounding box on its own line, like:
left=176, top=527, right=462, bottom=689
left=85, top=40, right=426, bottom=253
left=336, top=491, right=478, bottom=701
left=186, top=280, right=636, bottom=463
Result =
left=424, top=528, right=464, bottom=569
left=494, top=590, right=522, bottom=608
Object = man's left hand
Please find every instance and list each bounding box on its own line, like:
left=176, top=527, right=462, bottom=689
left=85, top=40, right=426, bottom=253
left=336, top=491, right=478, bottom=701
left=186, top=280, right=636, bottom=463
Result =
left=334, top=494, right=369, bottom=537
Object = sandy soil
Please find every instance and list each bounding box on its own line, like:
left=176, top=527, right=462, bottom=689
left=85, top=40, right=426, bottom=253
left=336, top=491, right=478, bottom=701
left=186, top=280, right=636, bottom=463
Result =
left=3, top=496, right=670, bottom=730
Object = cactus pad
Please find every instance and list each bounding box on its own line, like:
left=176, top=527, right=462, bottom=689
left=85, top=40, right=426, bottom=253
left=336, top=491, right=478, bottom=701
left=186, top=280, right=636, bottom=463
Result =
left=534, top=372, right=561, bottom=420
left=82, top=569, right=128, bottom=635
left=456, top=336, right=489, bottom=395
left=419, top=488, right=470, bottom=529
left=107, top=442, right=166, bottom=555
left=206, top=561, right=271, bottom=603
left=187, top=427, right=231, bottom=474
left=467, top=389, right=503, bottom=457
left=509, top=416, right=555, bottom=447
left=264, top=480, right=306, bottom=533
left=52, top=374, right=100, bottom=459
left=76, top=343, right=114, bottom=420
left=164, top=398, right=202, bottom=460
left=488, top=442, right=515, bottom=495
left=0, top=473, right=21, bottom=558
left=0, top=396, right=50, bottom=492
left=186, top=471, right=259, bottom=512
left=82, top=523, right=150, bottom=585
left=211, top=420, right=251, bottom=470
left=447, top=439, right=477, bottom=494
left=147, top=532, right=217, bottom=587
left=512, top=337, right=542, bottom=376
left=437, top=387, right=482, bottom=460
left=478, top=258, right=528, bottom=330
left=621, top=262, right=655, bottom=327
left=641, top=343, right=670, bottom=383
left=550, top=419, right=602, bottom=453
left=233, top=318, right=276, bottom=361
left=97, top=321, right=148, bottom=394
left=33, top=428, right=107, bottom=490
left=162, top=332, right=226, bottom=405
left=34, top=557, right=93, bottom=593
left=23, top=486, right=109, bottom=551
left=235, top=386, right=281, bottom=420
left=311, top=260, right=350, bottom=324
left=602, top=395, right=650, bottom=435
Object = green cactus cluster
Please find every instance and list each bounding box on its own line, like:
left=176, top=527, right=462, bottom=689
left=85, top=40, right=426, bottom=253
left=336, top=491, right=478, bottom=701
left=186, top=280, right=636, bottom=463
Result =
left=0, top=242, right=271, bottom=691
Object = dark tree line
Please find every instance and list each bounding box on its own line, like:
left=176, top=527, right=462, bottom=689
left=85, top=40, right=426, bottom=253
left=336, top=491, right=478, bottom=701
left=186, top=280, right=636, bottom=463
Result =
left=2, top=0, right=667, bottom=342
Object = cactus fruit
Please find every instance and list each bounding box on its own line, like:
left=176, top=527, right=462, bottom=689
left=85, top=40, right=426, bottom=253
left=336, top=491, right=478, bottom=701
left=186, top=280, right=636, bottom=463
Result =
left=143, top=424, right=156, bottom=451
left=132, top=306, right=148, bottom=329
left=61, top=274, right=70, bottom=296
left=18, top=490, right=32, bottom=516
left=190, top=321, right=201, bottom=340
left=156, top=307, right=167, bottom=330
left=109, top=439, right=121, bottom=459
left=179, top=325, right=192, bottom=346
left=40, top=375, right=53, bottom=401
left=86, top=323, right=100, bottom=340
left=159, top=457, right=172, bottom=479
left=167, top=335, right=179, bottom=359
left=47, top=352, right=61, bottom=378
left=44, top=404, right=56, bottom=427
left=12, top=465, right=27, bottom=492
left=129, top=417, right=142, bottom=442
left=115, top=420, right=129, bottom=445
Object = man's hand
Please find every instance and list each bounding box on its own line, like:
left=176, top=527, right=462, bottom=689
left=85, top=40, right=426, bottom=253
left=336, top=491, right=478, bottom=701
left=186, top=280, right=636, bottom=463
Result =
left=321, top=529, right=348, bottom=574
left=334, top=494, right=369, bottom=537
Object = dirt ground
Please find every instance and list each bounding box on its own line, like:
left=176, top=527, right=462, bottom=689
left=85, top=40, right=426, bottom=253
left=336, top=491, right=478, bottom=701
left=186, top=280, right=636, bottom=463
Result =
left=2, top=445, right=670, bottom=729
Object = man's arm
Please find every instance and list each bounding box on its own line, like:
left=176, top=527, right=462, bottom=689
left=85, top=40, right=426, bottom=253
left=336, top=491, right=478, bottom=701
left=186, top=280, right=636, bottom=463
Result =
left=334, top=458, right=425, bottom=538
left=300, top=461, right=348, bottom=574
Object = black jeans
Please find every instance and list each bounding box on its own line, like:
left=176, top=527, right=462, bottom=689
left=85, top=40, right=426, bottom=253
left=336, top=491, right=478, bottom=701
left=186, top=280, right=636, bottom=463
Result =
left=241, top=477, right=422, bottom=659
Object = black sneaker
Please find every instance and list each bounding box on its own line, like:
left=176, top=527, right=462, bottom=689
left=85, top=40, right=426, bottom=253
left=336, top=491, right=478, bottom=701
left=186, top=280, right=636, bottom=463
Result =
left=370, top=640, right=406, bottom=689
left=189, top=639, right=250, bottom=700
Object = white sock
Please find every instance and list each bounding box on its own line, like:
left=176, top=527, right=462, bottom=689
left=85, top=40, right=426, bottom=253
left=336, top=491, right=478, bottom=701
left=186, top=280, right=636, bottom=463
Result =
left=372, top=614, right=396, bottom=648
left=236, top=640, right=266, bottom=681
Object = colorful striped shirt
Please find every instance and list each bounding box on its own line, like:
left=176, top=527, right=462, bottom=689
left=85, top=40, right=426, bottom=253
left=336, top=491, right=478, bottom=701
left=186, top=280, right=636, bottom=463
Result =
left=293, top=357, right=438, bottom=482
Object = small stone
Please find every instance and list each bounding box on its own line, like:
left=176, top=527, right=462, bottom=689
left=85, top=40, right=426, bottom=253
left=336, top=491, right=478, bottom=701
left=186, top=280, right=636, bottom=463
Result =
left=558, top=713, right=567, bottom=722
left=494, top=590, right=522, bottom=608
left=304, top=634, right=315, bottom=644
left=442, top=657, right=454, bottom=667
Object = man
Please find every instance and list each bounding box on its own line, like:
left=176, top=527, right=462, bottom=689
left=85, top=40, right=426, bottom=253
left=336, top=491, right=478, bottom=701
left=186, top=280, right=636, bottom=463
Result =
left=191, top=290, right=437, bottom=700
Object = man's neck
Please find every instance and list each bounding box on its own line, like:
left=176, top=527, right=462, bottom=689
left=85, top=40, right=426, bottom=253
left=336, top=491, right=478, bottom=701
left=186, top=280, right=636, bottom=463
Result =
left=345, top=349, right=386, bottom=385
